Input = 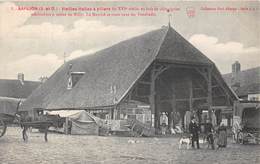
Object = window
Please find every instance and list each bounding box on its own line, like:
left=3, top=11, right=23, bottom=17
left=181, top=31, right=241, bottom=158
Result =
left=67, top=72, right=85, bottom=89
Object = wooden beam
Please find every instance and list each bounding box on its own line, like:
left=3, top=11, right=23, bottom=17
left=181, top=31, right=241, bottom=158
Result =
left=149, top=64, right=156, bottom=128
left=212, top=85, right=219, bottom=88
left=135, top=95, right=150, bottom=98
left=213, top=95, right=227, bottom=98
left=170, top=93, right=176, bottom=129
left=113, top=106, right=117, bottom=120
left=194, top=85, right=217, bottom=90
left=154, top=65, right=171, bottom=79
left=138, top=81, right=151, bottom=85
left=156, top=61, right=209, bottom=69
left=189, top=79, right=193, bottom=111
left=193, top=97, right=208, bottom=101
left=193, top=80, right=207, bottom=93
left=149, top=63, right=172, bottom=129
left=160, top=94, right=227, bottom=103
left=194, top=87, right=204, bottom=90
left=160, top=97, right=208, bottom=102
left=207, top=67, right=213, bottom=121
left=195, top=67, right=209, bottom=82
left=212, top=74, right=231, bottom=101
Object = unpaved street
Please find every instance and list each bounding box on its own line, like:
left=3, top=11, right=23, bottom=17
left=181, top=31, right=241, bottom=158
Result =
left=0, top=127, right=259, bottom=164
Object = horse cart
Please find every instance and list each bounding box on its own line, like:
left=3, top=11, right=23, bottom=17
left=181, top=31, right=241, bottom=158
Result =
left=0, top=97, right=64, bottom=142
left=0, top=97, right=20, bottom=137
left=233, top=100, right=260, bottom=144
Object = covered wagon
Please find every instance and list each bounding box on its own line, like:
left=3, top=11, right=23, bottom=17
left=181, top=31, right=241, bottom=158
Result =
left=233, top=100, right=260, bottom=144
left=0, top=97, right=21, bottom=137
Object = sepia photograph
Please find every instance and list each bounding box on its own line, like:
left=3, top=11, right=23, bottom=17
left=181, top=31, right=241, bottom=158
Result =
left=0, top=1, right=259, bottom=163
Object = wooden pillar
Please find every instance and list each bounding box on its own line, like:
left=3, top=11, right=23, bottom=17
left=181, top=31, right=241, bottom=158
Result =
left=171, top=93, right=176, bottom=128
left=189, top=79, right=193, bottom=112
left=113, top=106, right=118, bottom=120
left=155, top=95, right=160, bottom=129
left=149, top=64, right=156, bottom=128
left=111, top=108, right=114, bottom=120
left=117, top=105, right=121, bottom=120
left=207, top=67, right=213, bottom=121
left=149, top=64, right=171, bottom=129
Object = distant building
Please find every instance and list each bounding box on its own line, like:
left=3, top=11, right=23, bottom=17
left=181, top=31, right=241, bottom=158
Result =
left=0, top=73, right=40, bottom=99
left=0, top=73, right=41, bottom=116
left=223, top=62, right=260, bottom=101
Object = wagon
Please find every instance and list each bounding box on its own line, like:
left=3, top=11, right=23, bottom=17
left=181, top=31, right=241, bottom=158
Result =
left=0, top=97, right=20, bottom=137
left=233, top=101, right=260, bottom=144
left=0, top=97, right=64, bottom=141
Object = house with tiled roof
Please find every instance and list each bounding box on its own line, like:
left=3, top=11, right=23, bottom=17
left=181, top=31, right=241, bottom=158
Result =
left=0, top=74, right=40, bottom=99
left=222, top=62, right=260, bottom=101
left=0, top=73, right=41, bottom=115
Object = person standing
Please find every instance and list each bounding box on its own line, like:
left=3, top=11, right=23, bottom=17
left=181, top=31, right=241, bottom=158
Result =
left=189, top=117, right=200, bottom=149
left=160, top=112, right=168, bottom=135
left=217, top=122, right=227, bottom=148
left=212, top=112, right=217, bottom=127
left=205, top=119, right=215, bottom=149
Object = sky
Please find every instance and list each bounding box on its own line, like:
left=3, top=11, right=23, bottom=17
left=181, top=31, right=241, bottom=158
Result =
left=0, top=1, right=259, bottom=81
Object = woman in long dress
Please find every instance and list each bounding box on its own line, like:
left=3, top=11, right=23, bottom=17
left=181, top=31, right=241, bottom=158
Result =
left=217, top=123, right=227, bottom=148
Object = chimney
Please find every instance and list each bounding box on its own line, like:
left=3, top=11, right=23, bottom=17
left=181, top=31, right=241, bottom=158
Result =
left=18, top=73, right=24, bottom=85
left=231, top=61, right=241, bottom=90
left=232, top=61, right=241, bottom=74
left=39, top=76, right=48, bottom=83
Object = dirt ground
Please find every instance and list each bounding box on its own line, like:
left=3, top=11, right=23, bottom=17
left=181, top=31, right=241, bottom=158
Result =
left=0, top=127, right=259, bottom=164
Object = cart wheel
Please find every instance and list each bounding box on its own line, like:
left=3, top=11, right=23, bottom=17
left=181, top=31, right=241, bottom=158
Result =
left=238, top=132, right=244, bottom=144
left=0, top=120, right=7, bottom=137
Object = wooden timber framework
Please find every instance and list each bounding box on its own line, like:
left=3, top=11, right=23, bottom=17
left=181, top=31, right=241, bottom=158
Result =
left=121, top=61, right=234, bottom=129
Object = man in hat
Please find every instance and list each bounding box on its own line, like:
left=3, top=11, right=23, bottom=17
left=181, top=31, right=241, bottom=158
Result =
left=189, top=116, right=200, bottom=149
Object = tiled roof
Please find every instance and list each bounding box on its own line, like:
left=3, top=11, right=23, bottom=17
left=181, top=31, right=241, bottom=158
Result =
left=222, top=67, right=260, bottom=97
left=0, top=79, right=40, bottom=98
left=20, top=26, right=235, bottom=111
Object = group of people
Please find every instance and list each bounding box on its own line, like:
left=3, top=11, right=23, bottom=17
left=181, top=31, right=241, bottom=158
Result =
left=160, top=112, right=183, bottom=135
left=159, top=112, right=228, bottom=149
left=189, top=116, right=228, bottom=149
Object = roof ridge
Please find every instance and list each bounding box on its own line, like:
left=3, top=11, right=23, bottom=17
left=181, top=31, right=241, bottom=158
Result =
left=0, top=79, right=40, bottom=83
left=116, top=26, right=169, bottom=105
left=0, top=96, right=23, bottom=101
left=239, top=66, right=260, bottom=73
left=154, top=26, right=170, bottom=60
left=155, top=26, right=213, bottom=65
left=223, top=66, right=260, bottom=75
left=69, top=28, right=163, bottom=63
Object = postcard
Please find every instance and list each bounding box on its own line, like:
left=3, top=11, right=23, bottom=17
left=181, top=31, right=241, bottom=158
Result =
left=0, top=1, right=259, bottom=163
